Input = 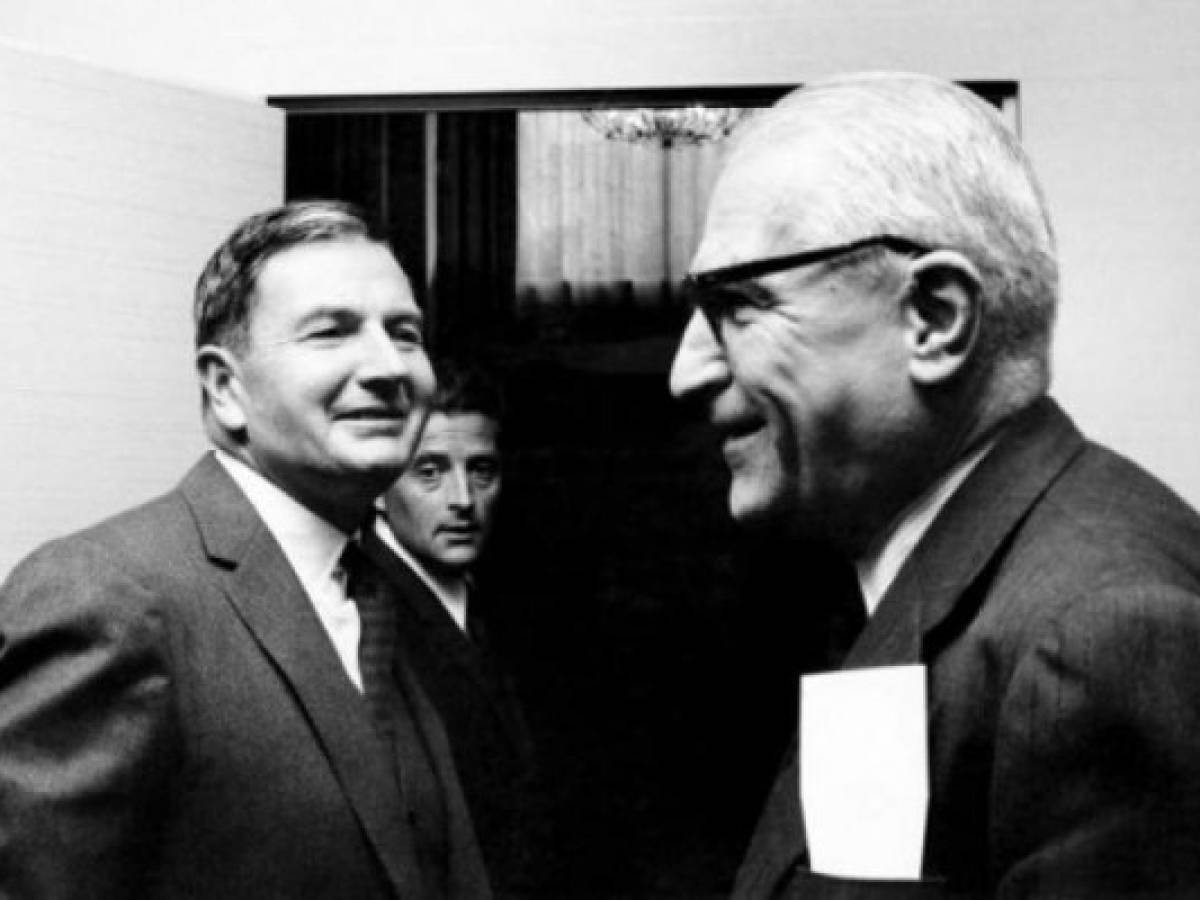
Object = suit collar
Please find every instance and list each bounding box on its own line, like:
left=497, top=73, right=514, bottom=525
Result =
left=732, top=399, right=1088, bottom=897
left=211, top=449, right=348, bottom=593
left=371, top=542, right=531, bottom=752
left=372, top=539, right=464, bottom=634
left=845, top=397, right=1086, bottom=668
left=179, top=453, right=429, bottom=899
left=375, top=520, right=470, bottom=631
left=855, top=437, right=994, bottom=616
left=180, top=453, right=267, bottom=567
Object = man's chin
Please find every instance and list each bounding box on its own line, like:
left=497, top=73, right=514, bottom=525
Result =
left=727, top=478, right=803, bottom=536
left=729, top=490, right=780, bottom=530
left=434, top=545, right=479, bottom=569
left=424, top=552, right=476, bottom=579
left=335, top=439, right=418, bottom=475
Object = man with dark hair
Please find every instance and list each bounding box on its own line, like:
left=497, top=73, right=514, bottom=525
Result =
left=375, top=359, right=546, bottom=898
left=670, top=73, right=1200, bottom=896
left=0, top=200, right=492, bottom=898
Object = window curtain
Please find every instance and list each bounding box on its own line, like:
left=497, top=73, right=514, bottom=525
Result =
left=286, top=113, right=428, bottom=303
left=515, top=110, right=734, bottom=338
left=431, top=110, right=518, bottom=352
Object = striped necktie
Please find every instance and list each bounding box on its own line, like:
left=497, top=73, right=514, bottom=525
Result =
left=340, top=533, right=399, bottom=740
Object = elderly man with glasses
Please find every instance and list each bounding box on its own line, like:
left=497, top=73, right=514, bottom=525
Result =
left=671, top=72, right=1200, bottom=898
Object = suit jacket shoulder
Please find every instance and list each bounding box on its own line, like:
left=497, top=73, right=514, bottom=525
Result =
left=734, top=398, right=1200, bottom=898
left=0, top=454, right=492, bottom=900
left=373, top=544, right=546, bottom=894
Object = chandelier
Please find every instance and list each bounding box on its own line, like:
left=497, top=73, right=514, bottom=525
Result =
left=580, top=105, right=751, bottom=149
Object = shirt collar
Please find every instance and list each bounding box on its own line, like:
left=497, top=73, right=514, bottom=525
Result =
left=214, top=450, right=349, bottom=594
left=373, top=516, right=470, bottom=631
left=854, top=439, right=995, bottom=616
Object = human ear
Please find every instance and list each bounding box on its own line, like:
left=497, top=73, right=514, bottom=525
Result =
left=196, top=344, right=248, bottom=433
left=902, top=250, right=982, bottom=386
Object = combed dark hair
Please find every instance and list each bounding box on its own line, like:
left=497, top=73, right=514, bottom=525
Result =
left=430, top=358, right=506, bottom=424
left=193, top=199, right=376, bottom=350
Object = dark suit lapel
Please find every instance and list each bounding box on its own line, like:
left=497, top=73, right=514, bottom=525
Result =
left=180, top=455, right=426, bottom=900
left=374, top=546, right=530, bottom=754
left=845, top=397, right=1086, bottom=669
left=735, top=399, right=1087, bottom=897
left=732, top=729, right=807, bottom=898
left=391, top=652, right=493, bottom=899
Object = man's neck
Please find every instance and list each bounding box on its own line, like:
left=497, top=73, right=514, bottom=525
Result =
left=420, top=558, right=470, bottom=598
left=216, top=442, right=384, bottom=534
left=374, top=522, right=472, bottom=632
left=847, top=402, right=1006, bottom=555
left=854, top=434, right=997, bottom=615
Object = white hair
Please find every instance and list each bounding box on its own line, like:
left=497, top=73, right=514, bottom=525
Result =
left=733, top=72, right=1059, bottom=412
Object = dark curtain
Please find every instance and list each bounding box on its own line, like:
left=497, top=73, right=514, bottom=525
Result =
left=283, top=106, right=820, bottom=898
left=285, top=112, right=429, bottom=304
left=431, top=111, right=517, bottom=353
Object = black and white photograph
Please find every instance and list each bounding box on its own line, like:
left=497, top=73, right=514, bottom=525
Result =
left=2, top=2, right=1199, bottom=897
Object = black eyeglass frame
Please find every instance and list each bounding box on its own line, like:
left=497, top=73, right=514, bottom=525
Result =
left=682, top=234, right=932, bottom=292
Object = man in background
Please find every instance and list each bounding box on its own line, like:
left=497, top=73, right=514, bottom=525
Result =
left=376, top=360, right=544, bottom=898
left=0, top=201, right=491, bottom=898
left=670, top=72, right=1200, bottom=896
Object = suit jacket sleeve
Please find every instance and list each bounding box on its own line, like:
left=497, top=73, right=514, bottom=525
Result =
left=0, top=537, right=181, bottom=899
left=991, top=580, right=1200, bottom=896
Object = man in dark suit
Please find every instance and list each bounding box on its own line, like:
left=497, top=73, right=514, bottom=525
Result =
left=375, top=361, right=545, bottom=898
left=0, top=200, right=492, bottom=899
left=669, top=73, right=1200, bottom=896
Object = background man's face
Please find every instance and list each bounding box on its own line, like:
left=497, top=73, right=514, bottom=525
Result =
left=670, top=145, right=917, bottom=544
left=228, top=238, right=435, bottom=509
left=384, top=411, right=502, bottom=576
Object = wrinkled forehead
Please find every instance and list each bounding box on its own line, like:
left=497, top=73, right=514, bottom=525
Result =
left=691, top=136, right=845, bottom=273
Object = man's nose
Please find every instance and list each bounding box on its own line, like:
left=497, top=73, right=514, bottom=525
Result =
left=357, top=322, right=420, bottom=385
left=669, top=309, right=729, bottom=400
left=447, top=468, right=473, bottom=510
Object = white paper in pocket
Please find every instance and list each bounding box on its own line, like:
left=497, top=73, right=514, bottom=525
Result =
left=800, top=664, right=929, bottom=880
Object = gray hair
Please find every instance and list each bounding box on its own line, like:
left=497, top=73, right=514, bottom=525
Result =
left=736, top=73, right=1058, bottom=406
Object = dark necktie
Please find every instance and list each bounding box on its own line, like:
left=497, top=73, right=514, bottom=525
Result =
left=340, top=530, right=451, bottom=894
left=828, top=564, right=868, bottom=669
left=809, top=553, right=868, bottom=672
left=340, top=535, right=402, bottom=741
left=464, top=597, right=487, bottom=649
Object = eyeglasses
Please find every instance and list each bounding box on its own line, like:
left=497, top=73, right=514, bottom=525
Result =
left=684, top=234, right=931, bottom=291
left=683, top=234, right=931, bottom=333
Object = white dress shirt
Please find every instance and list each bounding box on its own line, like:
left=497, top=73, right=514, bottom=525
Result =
left=855, top=440, right=995, bottom=616
left=214, top=451, right=365, bottom=690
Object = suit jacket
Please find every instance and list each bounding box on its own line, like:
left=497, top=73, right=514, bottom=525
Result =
left=370, top=543, right=548, bottom=897
left=733, top=398, right=1200, bottom=898
left=0, top=454, right=492, bottom=900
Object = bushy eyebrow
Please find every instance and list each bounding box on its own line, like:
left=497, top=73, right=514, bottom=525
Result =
left=683, top=280, right=774, bottom=325
left=411, top=452, right=449, bottom=465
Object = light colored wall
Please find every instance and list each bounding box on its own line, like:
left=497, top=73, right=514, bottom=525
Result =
left=0, top=1, right=1193, bottom=97
left=1, top=1, right=1198, bottom=508
left=0, top=41, right=283, bottom=575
